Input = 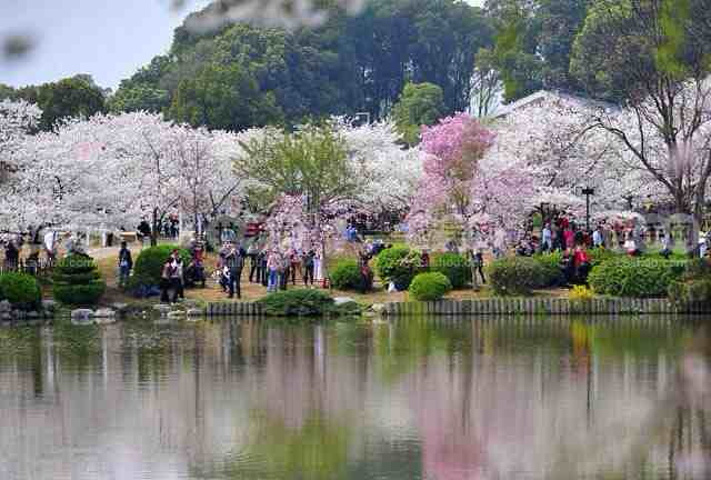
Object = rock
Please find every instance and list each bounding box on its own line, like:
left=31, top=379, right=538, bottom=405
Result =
left=41, top=300, right=57, bottom=312
left=333, top=296, right=356, bottom=305
left=0, top=300, right=12, bottom=313
left=94, top=316, right=117, bottom=325
left=1, top=313, right=11, bottom=322
left=94, top=308, right=116, bottom=318
left=26, top=311, right=39, bottom=319
left=152, top=304, right=171, bottom=316
left=187, top=308, right=205, bottom=317
left=167, top=310, right=185, bottom=319
left=371, top=303, right=386, bottom=314
left=111, top=303, right=129, bottom=314
left=70, top=309, right=94, bottom=321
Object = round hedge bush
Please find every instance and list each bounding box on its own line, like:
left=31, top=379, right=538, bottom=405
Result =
left=409, top=272, right=452, bottom=301
left=258, top=289, right=335, bottom=317
left=588, top=257, right=684, bottom=298
left=330, top=260, right=362, bottom=291
left=431, top=252, right=470, bottom=289
left=488, top=256, right=546, bottom=296
left=130, top=245, right=190, bottom=289
left=375, top=247, right=422, bottom=290
left=52, top=253, right=106, bottom=305
left=0, top=272, right=42, bottom=310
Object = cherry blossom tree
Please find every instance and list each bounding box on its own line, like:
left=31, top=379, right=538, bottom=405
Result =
left=6, top=112, right=246, bottom=243
left=592, top=80, right=711, bottom=224
left=337, top=119, right=424, bottom=213
left=406, top=113, right=535, bottom=248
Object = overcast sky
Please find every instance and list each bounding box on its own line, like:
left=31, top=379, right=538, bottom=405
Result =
left=0, top=0, right=485, bottom=91
left=0, top=0, right=210, bottom=90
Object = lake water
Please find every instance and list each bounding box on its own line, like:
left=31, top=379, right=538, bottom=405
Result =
left=0, top=316, right=709, bottom=480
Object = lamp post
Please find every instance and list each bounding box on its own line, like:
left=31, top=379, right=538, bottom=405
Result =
left=581, top=187, right=595, bottom=232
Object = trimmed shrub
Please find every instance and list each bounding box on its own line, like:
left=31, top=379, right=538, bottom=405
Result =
left=488, top=257, right=545, bottom=296
left=52, top=253, right=106, bottom=305
left=330, top=261, right=362, bottom=291
left=0, top=272, right=42, bottom=310
left=587, top=248, right=621, bottom=267
left=588, top=257, right=684, bottom=298
left=375, top=247, right=422, bottom=290
left=258, top=289, right=335, bottom=317
left=409, top=272, right=452, bottom=301
left=668, top=279, right=711, bottom=307
left=531, top=252, right=564, bottom=287
left=431, top=252, right=470, bottom=289
left=130, top=245, right=190, bottom=289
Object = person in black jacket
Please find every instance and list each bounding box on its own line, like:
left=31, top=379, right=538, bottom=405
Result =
left=118, top=242, right=133, bottom=288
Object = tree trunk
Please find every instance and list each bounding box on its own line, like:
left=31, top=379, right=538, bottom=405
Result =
left=151, top=208, right=159, bottom=247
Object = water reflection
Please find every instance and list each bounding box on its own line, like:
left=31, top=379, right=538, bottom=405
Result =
left=0, top=317, right=708, bottom=479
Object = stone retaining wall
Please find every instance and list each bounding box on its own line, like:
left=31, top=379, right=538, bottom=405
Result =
left=381, top=298, right=707, bottom=316
left=200, top=298, right=708, bottom=317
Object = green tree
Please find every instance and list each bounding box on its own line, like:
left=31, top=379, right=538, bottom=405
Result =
left=168, top=63, right=283, bottom=130
left=21, top=75, right=107, bottom=130
left=392, top=82, right=445, bottom=145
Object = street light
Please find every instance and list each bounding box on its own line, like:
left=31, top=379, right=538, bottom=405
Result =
left=580, top=187, right=595, bottom=232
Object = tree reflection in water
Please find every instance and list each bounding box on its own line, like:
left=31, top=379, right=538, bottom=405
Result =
left=0, top=316, right=709, bottom=479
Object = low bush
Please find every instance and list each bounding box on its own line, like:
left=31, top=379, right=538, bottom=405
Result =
left=588, top=257, right=684, bottom=298
left=330, top=261, right=362, bottom=291
left=488, top=257, right=545, bottom=296
left=130, top=245, right=190, bottom=289
left=375, top=247, right=422, bottom=290
left=587, top=248, right=621, bottom=267
left=668, top=279, right=711, bottom=307
left=431, top=252, right=470, bottom=289
left=0, top=272, right=42, bottom=310
left=531, top=252, right=564, bottom=287
left=409, top=272, right=452, bottom=301
left=52, top=253, right=106, bottom=305
left=258, top=289, right=335, bottom=317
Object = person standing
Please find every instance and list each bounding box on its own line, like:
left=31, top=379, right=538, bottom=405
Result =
left=289, top=249, right=301, bottom=285
left=137, top=219, right=151, bottom=246
left=541, top=223, right=552, bottom=252
left=169, top=249, right=184, bottom=302
left=267, top=250, right=280, bottom=293
left=279, top=252, right=290, bottom=290
left=247, top=243, right=259, bottom=283
left=118, top=241, right=133, bottom=288
left=160, top=258, right=174, bottom=303
left=302, top=249, right=315, bottom=286
left=225, top=244, right=244, bottom=299
left=592, top=225, right=604, bottom=248
left=4, top=240, right=19, bottom=271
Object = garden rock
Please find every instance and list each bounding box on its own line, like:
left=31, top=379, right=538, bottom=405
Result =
left=111, top=303, right=129, bottom=314
left=187, top=308, right=205, bottom=317
left=152, top=304, right=171, bottom=316
left=71, top=309, right=94, bottom=321
left=371, top=303, right=386, bottom=314
left=94, top=308, right=116, bottom=318
left=167, top=310, right=185, bottom=319
left=27, top=311, right=40, bottom=319
left=334, top=296, right=356, bottom=305
left=41, top=300, right=57, bottom=312
left=0, top=300, right=11, bottom=313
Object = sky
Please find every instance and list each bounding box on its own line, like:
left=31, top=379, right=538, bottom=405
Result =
left=0, top=0, right=485, bottom=91
left=0, top=0, right=210, bottom=90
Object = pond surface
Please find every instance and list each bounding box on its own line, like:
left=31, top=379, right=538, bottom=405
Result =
left=0, top=316, right=709, bottom=480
